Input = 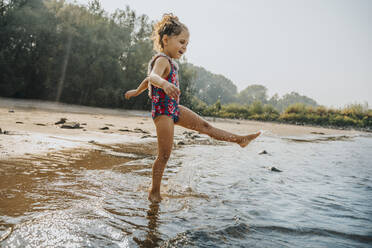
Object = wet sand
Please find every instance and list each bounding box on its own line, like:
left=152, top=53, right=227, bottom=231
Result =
left=0, top=97, right=362, bottom=160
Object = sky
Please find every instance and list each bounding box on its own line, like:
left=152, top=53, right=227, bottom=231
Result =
left=69, top=0, right=371, bottom=108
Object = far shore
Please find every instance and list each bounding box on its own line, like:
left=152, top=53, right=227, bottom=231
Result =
left=0, top=97, right=365, bottom=160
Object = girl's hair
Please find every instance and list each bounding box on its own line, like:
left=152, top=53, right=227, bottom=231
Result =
left=151, top=13, right=188, bottom=52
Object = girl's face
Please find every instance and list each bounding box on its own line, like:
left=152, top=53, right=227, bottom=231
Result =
left=163, top=30, right=189, bottom=59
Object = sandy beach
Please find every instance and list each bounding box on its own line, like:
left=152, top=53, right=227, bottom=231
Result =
left=0, top=97, right=363, bottom=160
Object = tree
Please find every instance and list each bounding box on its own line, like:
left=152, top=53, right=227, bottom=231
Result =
left=237, top=84, right=268, bottom=105
left=0, top=0, right=58, bottom=98
left=186, top=64, right=237, bottom=105
left=274, top=91, right=318, bottom=112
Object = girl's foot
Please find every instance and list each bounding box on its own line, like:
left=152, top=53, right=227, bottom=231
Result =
left=148, top=190, right=162, bottom=203
left=238, top=131, right=261, bottom=148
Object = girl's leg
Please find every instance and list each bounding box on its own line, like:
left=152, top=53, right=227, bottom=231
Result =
left=149, top=115, right=174, bottom=203
left=176, top=105, right=260, bottom=147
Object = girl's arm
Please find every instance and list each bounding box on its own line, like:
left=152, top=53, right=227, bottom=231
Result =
left=124, top=77, right=149, bottom=100
left=149, top=57, right=180, bottom=100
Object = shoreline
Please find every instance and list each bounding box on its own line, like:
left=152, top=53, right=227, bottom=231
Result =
left=0, top=97, right=366, bottom=160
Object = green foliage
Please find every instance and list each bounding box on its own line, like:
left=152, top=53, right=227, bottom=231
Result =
left=234, top=85, right=318, bottom=113
left=187, top=64, right=237, bottom=105
left=198, top=101, right=371, bottom=130
left=178, top=61, right=196, bottom=109
left=0, top=0, right=191, bottom=110
left=190, top=96, right=208, bottom=115
left=249, top=101, right=264, bottom=115
left=341, top=103, right=368, bottom=119
left=263, top=104, right=279, bottom=115
left=284, top=103, right=307, bottom=115
left=275, top=103, right=371, bottom=128
left=237, top=84, right=268, bottom=105
left=273, top=92, right=318, bottom=112
left=0, top=0, right=58, bottom=98
left=222, top=103, right=250, bottom=118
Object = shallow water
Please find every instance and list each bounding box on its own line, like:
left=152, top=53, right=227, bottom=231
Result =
left=1, top=133, right=372, bottom=247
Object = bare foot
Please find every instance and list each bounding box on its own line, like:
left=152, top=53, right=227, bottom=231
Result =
left=148, top=191, right=162, bottom=203
left=238, top=131, right=261, bottom=148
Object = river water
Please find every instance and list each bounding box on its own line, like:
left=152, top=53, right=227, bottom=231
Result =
left=1, top=133, right=372, bottom=247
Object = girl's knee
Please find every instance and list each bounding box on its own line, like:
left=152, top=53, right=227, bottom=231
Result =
left=201, top=120, right=212, bottom=133
left=157, top=152, right=171, bottom=163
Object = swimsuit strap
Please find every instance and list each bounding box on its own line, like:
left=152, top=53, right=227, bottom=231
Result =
left=147, top=52, right=177, bottom=77
left=147, top=53, right=176, bottom=98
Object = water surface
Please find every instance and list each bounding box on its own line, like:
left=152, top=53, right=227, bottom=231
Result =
left=1, top=133, right=372, bottom=247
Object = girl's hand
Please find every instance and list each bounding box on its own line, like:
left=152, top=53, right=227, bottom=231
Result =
left=125, top=90, right=137, bottom=100
left=163, top=82, right=180, bottom=100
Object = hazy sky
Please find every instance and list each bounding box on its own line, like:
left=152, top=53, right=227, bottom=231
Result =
left=70, top=0, right=371, bottom=108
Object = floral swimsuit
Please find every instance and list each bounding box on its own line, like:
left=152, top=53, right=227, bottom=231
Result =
left=147, top=53, right=180, bottom=123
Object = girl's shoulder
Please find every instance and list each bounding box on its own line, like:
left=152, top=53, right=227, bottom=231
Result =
left=147, top=53, right=179, bottom=75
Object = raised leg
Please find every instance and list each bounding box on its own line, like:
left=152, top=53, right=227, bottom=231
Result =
left=149, top=115, right=174, bottom=203
left=176, top=105, right=260, bottom=147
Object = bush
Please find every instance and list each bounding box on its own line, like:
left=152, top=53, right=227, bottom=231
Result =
left=218, top=111, right=238, bottom=119
left=191, top=97, right=208, bottom=115
left=249, top=113, right=278, bottom=121
left=329, top=115, right=355, bottom=127
left=362, top=115, right=372, bottom=129
left=222, top=103, right=251, bottom=118
left=284, top=103, right=307, bottom=115
left=316, top=106, right=328, bottom=116
left=341, top=103, right=367, bottom=120
left=306, top=114, right=328, bottom=125
left=193, top=100, right=371, bottom=130
left=263, top=104, right=279, bottom=115
left=280, top=113, right=305, bottom=124
left=249, top=101, right=263, bottom=115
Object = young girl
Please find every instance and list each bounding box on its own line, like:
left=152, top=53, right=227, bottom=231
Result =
left=125, top=14, right=261, bottom=203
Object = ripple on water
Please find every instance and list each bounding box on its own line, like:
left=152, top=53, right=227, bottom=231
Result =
left=1, top=198, right=131, bottom=247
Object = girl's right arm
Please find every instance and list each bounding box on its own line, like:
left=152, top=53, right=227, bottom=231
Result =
left=124, top=77, right=149, bottom=100
left=149, top=57, right=180, bottom=100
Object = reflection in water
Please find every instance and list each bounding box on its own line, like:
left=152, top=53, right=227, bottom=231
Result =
left=1, top=135, right=372, bottom=247
left=134, top=203, right=162, bottom=248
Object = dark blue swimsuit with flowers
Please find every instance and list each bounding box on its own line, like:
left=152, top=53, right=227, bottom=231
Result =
left=148, top=53, right=180, bottom=123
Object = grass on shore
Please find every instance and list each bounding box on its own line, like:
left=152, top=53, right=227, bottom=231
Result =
left=193, top=101, right=372, bottom=131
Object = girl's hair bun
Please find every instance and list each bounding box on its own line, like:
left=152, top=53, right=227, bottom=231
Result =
left=151, top=13, right=188, bottom=52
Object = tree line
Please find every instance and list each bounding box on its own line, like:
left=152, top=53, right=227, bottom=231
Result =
left=1, top=0, right=370, bottom=130
left=0, top=0, right=196, bottom=110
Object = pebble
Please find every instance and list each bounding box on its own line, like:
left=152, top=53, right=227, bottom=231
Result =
left=134, top=128, right=149, bottom=134
left=270, top=166, right=282, bottom=172
left=55, top=118, right=67, bottom=125
left=61, top=122, right=81, bottom=129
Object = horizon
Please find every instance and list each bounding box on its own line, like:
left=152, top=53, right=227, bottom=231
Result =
left=67, top=0, right=372, bottom=108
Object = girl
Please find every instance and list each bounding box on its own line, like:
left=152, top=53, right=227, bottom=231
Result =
left=125, top=14, right=261, bottom=203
